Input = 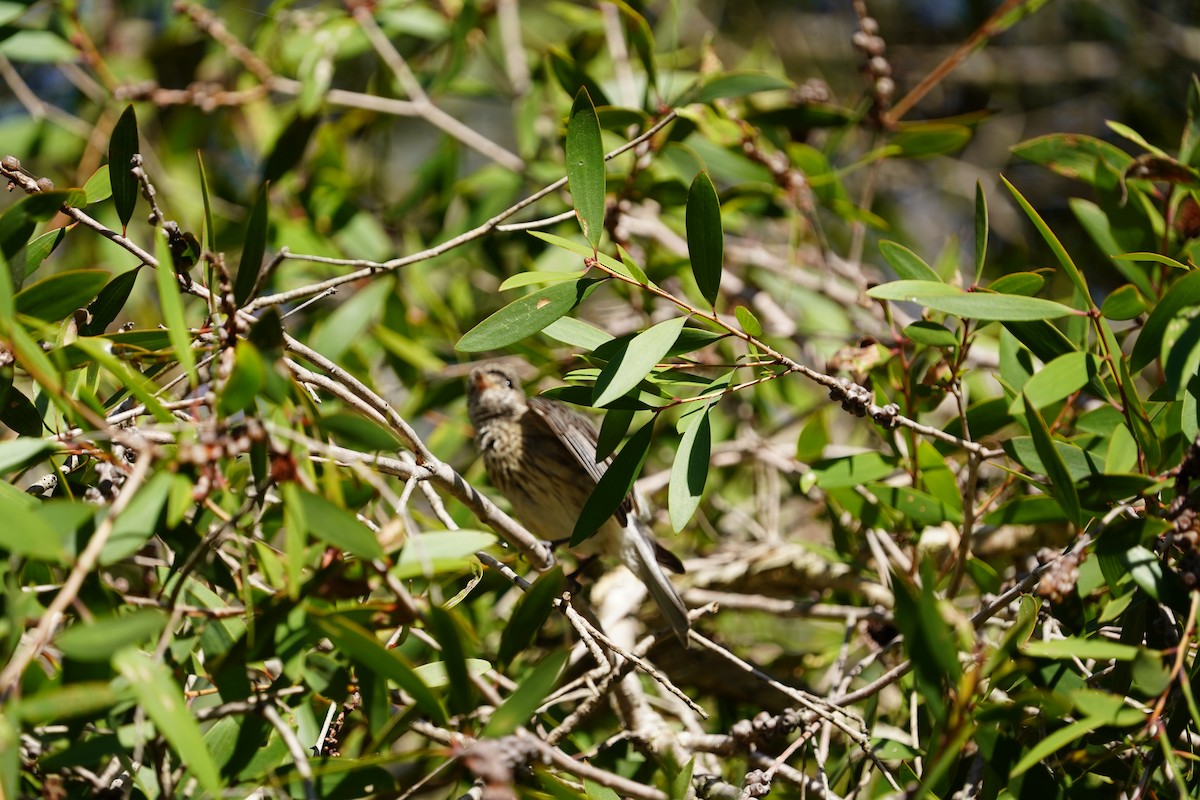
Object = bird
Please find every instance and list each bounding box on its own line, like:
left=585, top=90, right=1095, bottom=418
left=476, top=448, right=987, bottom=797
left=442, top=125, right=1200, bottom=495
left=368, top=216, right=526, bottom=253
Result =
left=466, top=362, right=690, bottom=644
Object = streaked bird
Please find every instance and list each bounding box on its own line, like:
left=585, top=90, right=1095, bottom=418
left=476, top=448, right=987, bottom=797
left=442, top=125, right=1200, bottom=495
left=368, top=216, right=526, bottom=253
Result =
left=466, top=363, right=690, bottom=644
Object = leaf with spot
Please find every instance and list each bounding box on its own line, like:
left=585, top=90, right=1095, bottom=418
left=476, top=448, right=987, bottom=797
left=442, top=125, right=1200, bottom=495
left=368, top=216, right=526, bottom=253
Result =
left=457, top=278, right=605, bottom=352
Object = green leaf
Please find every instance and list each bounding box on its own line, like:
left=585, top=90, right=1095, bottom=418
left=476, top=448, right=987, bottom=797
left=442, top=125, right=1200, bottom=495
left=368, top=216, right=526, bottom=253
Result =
left=393, top=530, right=495, bottom=579
left=905, top=320, right=958, bottom=348
left=318, top=410, right=403, bottom=452
left=197, top=152, right=215, bottom=254
left=1009, top=352, right=1096, bottom=413
left=312, top=614, right=447, bottom=724
left=867, top=280, right=1075, bottom=321
left=412, top=658, right=491, bottom=689
left=1023, top=394, right=1082, bottom=528
left=498, top=270, right=586, bottom=290
left=427, top=606, right=474, bottom=715
left=565, top=88, right=606, bottom=251
left=56, top=610, right=168, bottom=662
left=262, top=114, right=319, bottom=183
left=810, top=452, right=895, bottom=489
left=0, top=437, right=56, bottom=473
left=989, top=272, right=1045, bottom=297
left=82, top=165, right=112, bottom=204
left=1100, top=284, right=1147, bottom=320
left=14, top=269, right=109, bottom=322
left=593, top=316, right=687, bottom=407
left=1011, top=133, right=1133, bottom=185
left=108, top=105, right=139, bottom=233
left=1131, top=268, right=1200, bottom=371
left=483, top=650, right=568, bottom=738
left=155, top=230, right=197, bottom=389
left=113, top=649, right=223, bottom=796
left=734, top=306, right=762, bottom=337
left=83, top=267, right=140, bottom=335
left=218, top=341, right=265, bottom=416
left=669, top=406, right=711, bottom=531
left=571, top=417, right=654, bottom=546
left=868, top=484, right=962, bottom=527
left=686, top=71, right=792, bottom=104
left=456, top=278, right=604, bottom=352
left=235, top=182, right=269, bottom=306
left=880, top=240, right=940, bottom=282
left=1022, top=637, right=1140, bottom=661
left=15, top=682, right=119, bottom=725
left=499, top=567, right=564, bottom=666
left=542, top=316, right=615, bottom=351
left=1001, top=175, right=1090, bottom=303
left=290, top=489, right=385, bottom=560
left=102, top=470, right=173, bottom=565
left=973, top=181, right=988, bottom=283
left=686, top=171, right=723, bottom=307
left=0, top=493, right=70, bottom=562
left=69, top=338, right=173, bottom=422
left=1182, top=74, right=1200, bottom=166
left=19, top=228, right=67, bottom=281
left=0, top=30, right=78, bottom=63
left=891, top=122, right=972, bottom=158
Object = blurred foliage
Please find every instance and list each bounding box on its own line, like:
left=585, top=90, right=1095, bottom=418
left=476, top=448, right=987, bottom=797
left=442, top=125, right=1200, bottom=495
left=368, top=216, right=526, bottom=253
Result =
left=2, top=1, right=1200, bottom=799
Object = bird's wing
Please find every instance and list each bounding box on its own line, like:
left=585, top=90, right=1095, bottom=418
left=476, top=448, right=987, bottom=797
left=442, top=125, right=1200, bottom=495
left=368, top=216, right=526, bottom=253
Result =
left=527, top=396, right=608, bottom=484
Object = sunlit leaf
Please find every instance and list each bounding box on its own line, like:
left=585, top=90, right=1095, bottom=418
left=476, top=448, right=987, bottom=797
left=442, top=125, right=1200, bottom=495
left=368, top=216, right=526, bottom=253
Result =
left=686, top=171, right=723, bottom=307
left=565, top=88, right=605, bottom=251
left=108, top=105, right=139, bottom=233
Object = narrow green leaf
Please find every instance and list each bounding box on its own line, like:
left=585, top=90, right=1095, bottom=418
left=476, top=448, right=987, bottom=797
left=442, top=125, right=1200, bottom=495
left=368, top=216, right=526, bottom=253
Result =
left=734, top=306, right=762, bottom=337
left=0, top=494, right=69, bottom=562
left=456, top=278, right=604, bottom=352
left=890, top=122, right=972, bottom=158
left=218, top=341, right=265, bottom=416
left=593, top=316, right=687, bottom=407
left=82, top=165, right=112, bottom=204
left=83, top=267, right=139, bottom=335
left=113, top=649, right=223, bottom=795
left=14, top=682, right=119, bottom=725
left=1131, top=268, right=1200, bottom=371
left=155, top=230, right=197, bottom=389
left=565, top=88, right=606, bottom=251
left=868, top=484, right=963, bottom=527
left=1023, top=394, right=1082, bottom=528
left=868, top=280, right=1075, bottom=321
left=262, top=114, right=319, bottom=183
left=19, top=228, right=67, bottom=281
left=571, top=417, right=654, bottom=546
left=974, top=181, right=988, bottom=283
left=0, top=437, right=56, bottom=473
left=427, top=606, right=474, bottom=715
left=393, top=530, right=495, bottom=579
left=1022, top=636, right=1140, bottom=661
left=1009, top=352, right=1095, bottom=413
left=412, top=658, right=491, bottom=688
left=483, top=650, right=568, bottom=738
left=197, top=152, right=215, bottom=254
left=290, top=489, right=385, bottom=560
left=108, top=105, right=139, bottom=233
left=101, top=470, right=173, bottom=564
left=498, top=270, right=586, bottom=290
left=880, top=240, right=940, bottom=282
left=57, top=610, right=168, bottom=662
left=989, top=272, right=1045, bottom=296
left=685, top=71, right=792, bottom=104
left=669, top=406, right=711, bottom=531
left=1011, top=133, right=1133, bottom=185
left=235, top=182, right=269, bottom=307
left=1001, top=175, right=1090, bottom=304
left=595, top=408, right=633, bottom=461
left=905, top=320, right=958, bottom=348
left=541, top=316, right=614, bottom=350
left=14, top=269, right=109, bottom=322
left=70, top=338, right=173, bottom=422
left=313, top=614, right=447, bottom=724
left=499, top=567, right=564, bottom=666
left=613, top=1, right=656, bottom=89
left=687, top=171, right=723, bottom=307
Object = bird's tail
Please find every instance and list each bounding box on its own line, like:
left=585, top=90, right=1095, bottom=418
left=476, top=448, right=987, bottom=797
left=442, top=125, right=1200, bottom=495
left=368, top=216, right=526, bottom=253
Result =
left=622, top=521, right=691, bottom=646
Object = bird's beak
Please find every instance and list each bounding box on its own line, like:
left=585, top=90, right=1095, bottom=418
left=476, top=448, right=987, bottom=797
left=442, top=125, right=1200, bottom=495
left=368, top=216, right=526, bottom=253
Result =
left=472, top=370, right=493, bottom=393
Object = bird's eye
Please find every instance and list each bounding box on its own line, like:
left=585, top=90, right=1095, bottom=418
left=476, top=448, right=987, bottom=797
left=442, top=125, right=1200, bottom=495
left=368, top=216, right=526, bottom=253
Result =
left=503, top=379, right=513, bottom=388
